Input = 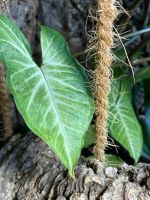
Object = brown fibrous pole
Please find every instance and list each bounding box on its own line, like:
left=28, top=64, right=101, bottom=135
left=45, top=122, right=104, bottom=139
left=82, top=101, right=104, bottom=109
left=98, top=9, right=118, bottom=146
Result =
left=0, top=63, right=13, bottom=139
left=93, top=0, right=118, bottom=161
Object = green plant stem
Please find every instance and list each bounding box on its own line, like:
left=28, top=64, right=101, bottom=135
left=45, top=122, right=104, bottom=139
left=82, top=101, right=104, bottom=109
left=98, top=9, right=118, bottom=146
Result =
left=133, top=57, right=150, bottom=65
left=125, top=28, right=150, bottom=38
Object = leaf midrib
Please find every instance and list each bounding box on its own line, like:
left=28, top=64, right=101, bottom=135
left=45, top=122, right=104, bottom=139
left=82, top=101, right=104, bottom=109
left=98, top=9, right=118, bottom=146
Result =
left=112, top=98, right=137, bottom=160
left=40, top=67, right=72, bottom=168
left=113, top=80, right=136, bottom=159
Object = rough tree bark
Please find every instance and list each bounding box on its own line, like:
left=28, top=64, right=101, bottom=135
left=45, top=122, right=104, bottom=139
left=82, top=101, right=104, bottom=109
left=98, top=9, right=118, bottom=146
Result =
left=0, top=134, right=150, bottom=200
left=0, top=1, right=150, bottom=200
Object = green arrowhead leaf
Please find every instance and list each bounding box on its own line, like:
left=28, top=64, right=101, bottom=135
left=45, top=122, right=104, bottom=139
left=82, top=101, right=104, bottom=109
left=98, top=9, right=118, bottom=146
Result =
left=83, top=125, right=95, bottom=148
left=106, top=154, right=124, bottom=166
left=0, top=16, right=94, bottom=176
left=108, top=76, right=143, bottom=162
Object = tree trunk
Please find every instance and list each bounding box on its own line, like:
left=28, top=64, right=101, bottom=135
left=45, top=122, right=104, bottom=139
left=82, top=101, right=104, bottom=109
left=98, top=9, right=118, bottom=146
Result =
left=0, top=1, right=150, bottom=200
left=0, top=133, right=150, bottom=200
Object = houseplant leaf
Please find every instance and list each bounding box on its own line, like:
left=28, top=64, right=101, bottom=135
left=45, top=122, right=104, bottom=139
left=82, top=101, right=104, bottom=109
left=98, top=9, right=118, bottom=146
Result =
left=106, top=154, right=124, bottom=166
left=83, top=125, right=95, bottom=148
left=0, top=16, right=94, bottom=176
left=108, top=76, right=143, bottom=162
left=141, top=79, right=150, bottom=162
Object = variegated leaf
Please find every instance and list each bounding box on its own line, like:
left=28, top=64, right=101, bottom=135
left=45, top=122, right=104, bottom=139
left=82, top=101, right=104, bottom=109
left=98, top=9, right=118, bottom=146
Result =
left=109, top=77, right=143, bottom=162
left=0, top=16, right=94, bottom=176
